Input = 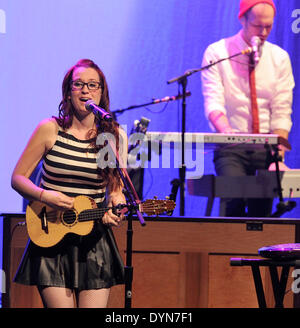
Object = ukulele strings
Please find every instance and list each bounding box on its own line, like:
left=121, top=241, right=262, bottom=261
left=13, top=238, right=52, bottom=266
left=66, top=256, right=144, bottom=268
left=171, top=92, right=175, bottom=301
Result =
left=44, top=207, right=110, bottom=222
left=42, top=200, right=173, bottom=221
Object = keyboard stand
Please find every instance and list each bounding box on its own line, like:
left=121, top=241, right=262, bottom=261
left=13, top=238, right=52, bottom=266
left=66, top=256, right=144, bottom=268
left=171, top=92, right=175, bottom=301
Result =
left=230, top=258, right=300, bottom=308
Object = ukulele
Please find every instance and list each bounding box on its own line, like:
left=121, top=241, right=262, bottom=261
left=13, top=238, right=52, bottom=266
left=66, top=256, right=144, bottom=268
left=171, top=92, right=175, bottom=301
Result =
left=26, top=195, right=175, bottom=247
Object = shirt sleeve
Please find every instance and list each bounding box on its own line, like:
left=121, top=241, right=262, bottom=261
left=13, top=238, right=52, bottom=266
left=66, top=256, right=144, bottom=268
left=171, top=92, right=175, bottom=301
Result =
left=201, top=43, right=227, bottom=119
left=270, top=51, right=295, bottom=133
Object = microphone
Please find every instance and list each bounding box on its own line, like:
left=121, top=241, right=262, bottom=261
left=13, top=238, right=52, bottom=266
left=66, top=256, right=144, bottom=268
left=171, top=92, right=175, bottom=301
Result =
left=85, top=100, right=113, bottom=122
left=250, top=36, right=262, bottom=64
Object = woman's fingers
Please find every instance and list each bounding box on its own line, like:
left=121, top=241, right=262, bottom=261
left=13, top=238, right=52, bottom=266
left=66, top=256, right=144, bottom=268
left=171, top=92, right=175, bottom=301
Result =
left=41, top=190, right=74, bottom=210
left=102, top=209, right=122, bottom=226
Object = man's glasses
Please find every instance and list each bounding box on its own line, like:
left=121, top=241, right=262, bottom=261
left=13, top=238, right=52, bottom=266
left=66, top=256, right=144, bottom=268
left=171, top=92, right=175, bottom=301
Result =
left=71, top=80, right=102, bottom=91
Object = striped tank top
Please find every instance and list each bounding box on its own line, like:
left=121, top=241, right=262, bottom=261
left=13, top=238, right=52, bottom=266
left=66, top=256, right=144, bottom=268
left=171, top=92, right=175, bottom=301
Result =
left=41, top=129, right=106, bottom=204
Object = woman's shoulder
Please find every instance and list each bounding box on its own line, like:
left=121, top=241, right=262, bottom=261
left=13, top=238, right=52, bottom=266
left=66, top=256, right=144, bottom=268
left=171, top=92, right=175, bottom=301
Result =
left=33, top=118, right=60, bottom=152
left=36, top=117, right=59, bottom=134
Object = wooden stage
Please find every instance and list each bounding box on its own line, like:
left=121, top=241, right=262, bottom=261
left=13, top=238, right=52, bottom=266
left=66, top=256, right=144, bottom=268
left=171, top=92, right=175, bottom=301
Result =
left=1, top=214, right=300, bottom=308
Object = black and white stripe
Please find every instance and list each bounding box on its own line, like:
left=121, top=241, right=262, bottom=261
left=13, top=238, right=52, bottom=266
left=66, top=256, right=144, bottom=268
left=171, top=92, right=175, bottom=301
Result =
left=41, top=130, right=105, bottom=203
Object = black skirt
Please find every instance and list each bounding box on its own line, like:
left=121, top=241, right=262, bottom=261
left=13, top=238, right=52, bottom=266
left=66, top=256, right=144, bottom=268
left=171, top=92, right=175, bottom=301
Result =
left=14, top=221, right=125, bottom=291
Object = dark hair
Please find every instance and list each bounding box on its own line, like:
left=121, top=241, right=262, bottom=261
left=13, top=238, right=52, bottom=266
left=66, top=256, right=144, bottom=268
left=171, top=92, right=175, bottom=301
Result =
left=54, top=59, right=123, bottom=192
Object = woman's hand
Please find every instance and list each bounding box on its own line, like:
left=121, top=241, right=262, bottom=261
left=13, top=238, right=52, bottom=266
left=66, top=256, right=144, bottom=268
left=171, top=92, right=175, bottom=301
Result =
left=102, top=209, right=123, bottom=227
left=40, top=189, right=74, bottom=211
left=102, top=194, right=127, bottom=227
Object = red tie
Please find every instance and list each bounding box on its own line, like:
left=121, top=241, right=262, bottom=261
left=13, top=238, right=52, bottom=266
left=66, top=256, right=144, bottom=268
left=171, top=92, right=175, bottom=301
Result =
left=249, top=55, right=259, bottom=133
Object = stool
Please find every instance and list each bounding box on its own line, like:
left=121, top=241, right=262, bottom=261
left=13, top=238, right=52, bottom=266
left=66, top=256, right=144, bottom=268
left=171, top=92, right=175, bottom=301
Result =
left=230, top=243, right=300, bottom=308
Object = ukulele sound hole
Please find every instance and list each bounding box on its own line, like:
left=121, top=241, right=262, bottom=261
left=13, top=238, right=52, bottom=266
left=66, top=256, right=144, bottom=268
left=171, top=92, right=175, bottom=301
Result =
left=62, top=210, right=77, bottom=227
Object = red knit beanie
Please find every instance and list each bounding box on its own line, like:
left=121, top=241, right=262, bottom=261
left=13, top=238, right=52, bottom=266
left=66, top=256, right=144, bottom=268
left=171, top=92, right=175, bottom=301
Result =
left=238, top=0, right=276, bottom=18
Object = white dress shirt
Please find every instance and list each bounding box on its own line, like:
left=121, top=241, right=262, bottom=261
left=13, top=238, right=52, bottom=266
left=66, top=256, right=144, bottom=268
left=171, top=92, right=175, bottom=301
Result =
left=201, top=30, right=295, bottom=133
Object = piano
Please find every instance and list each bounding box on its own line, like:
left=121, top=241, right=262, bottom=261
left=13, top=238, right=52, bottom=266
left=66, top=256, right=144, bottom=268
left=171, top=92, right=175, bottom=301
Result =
left=187, top=170, right=300, bottom=216
left=140, top=132, right=295, bottom=216
left=143, top=132, right=291, bottom=150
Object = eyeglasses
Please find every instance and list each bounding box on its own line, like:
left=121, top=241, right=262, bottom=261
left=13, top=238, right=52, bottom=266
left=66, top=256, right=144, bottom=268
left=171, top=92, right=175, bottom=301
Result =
left=71, top=80, right=102, bottom=91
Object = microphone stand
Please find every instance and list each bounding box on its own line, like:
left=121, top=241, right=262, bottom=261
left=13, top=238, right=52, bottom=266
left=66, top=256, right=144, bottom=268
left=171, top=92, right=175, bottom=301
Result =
left=166, top=47, right=252, bottom=216
left=270, top=145, right=296, bottom=217
left=105, top=134, right=146, bottom=308
left=112, top=92, right=191, bottom=117
left=166, top=178, right=180, bottom=216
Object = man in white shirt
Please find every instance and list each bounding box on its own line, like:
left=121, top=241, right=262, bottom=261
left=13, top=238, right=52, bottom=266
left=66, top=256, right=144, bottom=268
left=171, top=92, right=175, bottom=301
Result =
left=201, top=0, right=295, bottom=217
